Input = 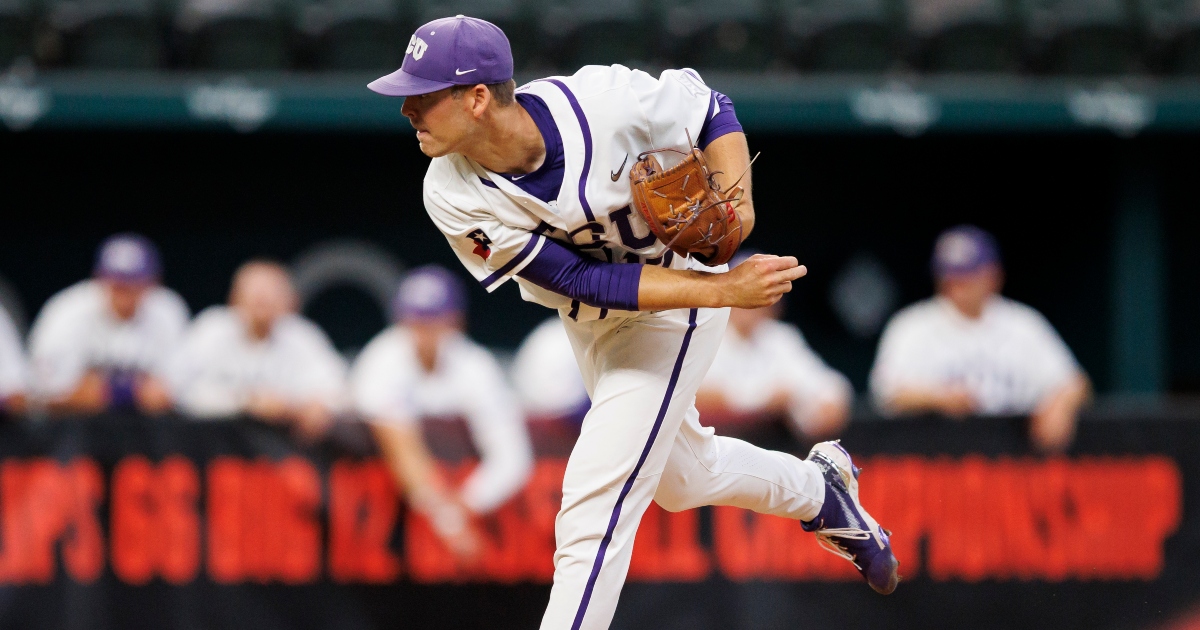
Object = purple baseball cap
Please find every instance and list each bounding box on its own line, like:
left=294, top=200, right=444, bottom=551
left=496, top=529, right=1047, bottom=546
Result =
left=368, top=15, right=513, bottom=98
left=93, top=233, right=162, bottom=283
left=932, top=225, right=1001, bottom=279
left=392, top=265, right=467, bottom=321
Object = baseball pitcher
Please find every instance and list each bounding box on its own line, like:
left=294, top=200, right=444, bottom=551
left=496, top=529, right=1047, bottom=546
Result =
left=368, top=16, right=899, bottom=630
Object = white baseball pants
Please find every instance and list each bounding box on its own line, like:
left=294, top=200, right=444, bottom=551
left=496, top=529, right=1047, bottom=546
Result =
left=540, top=307, right=827, bottom=630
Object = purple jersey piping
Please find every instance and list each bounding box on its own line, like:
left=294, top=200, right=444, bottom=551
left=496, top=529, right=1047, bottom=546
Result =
left=480, top=234, right=543, bottom=290
left=697, top=90, right=717, bottom=144
left=569, top=308, right=699, bottom=630
left=543, top=79, right=596, bottom=222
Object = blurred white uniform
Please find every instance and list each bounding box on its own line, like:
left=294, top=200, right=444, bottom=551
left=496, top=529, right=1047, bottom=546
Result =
left=0, top=305, right=26, bottom=402
left=511, top=318, right=588, bottom=421
left=870, top=295, right=1081, bottom=415
left=351, top=327, right=533, bottom=514
left=170, top=306, right=347, bottom=418
left=703, top=319, right=851, bottom=433
left=28, top=280, right=189, bottom=399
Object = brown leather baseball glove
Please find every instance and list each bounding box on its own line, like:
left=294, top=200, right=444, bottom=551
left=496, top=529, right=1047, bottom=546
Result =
left=628, top=143, right=749, bottom=266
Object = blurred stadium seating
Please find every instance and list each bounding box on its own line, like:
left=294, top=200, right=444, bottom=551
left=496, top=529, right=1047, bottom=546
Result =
left=906, top=0, right=1019, bottom=72
left=1022, top=0, right=1141, bottom=74
left=299, top=0, right=406, bottom=69
left=781, top=0, right=899, bottom=71
left=536, top=0, right=653, bottom=69
left=661, top=0, right=775, bottom=70
left=0, top=0, right=33, bottom=67
left=4, top=0, right=1200, bottom=72
left=176, top=0, right=291, bottom=69
left=45, top=0, right=164, bottom=68
left=1145, top=0, right=1200, bottom=72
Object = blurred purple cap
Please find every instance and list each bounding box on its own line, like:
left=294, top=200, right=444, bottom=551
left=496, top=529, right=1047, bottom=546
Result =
left=93, top=233, right=161, bottom=283
left=932, top=225, right=1001, bottom=279
left=392, top=265, right=467, bottom=321
left=368, top=16, right=513, bottom=98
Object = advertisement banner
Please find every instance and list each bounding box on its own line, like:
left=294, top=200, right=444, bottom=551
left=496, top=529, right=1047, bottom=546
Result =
left=0, top=413, right=1194, bottom=630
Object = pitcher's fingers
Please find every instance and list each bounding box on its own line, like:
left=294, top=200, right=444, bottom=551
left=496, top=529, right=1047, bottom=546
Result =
left=767, top=266, right=807, bottom=284
left=764, top=281, right=791, bottom=296
left=779, top=264, right=807, bottom=281
left=769, top=271, right=793, bottom=284
left=757, top=255, right=799, bottom=271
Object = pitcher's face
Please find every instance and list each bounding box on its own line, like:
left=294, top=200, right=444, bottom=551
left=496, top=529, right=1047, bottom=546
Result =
left=401, top=87, right=476, bottom=158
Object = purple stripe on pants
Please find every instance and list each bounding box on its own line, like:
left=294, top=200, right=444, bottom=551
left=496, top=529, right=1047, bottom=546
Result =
left=569, top=308, right=700, bottom=630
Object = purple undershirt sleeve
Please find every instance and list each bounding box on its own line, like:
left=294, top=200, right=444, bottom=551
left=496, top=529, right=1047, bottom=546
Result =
left=697, top=91, right=744, bottom=150
left=517, top=238, right=642, bottom=311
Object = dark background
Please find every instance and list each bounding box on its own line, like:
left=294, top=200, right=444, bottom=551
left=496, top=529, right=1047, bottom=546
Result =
left=2, top=129, right=1197, bottom=392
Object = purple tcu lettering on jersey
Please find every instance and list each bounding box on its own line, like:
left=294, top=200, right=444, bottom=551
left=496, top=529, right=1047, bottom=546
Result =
left=609, top=206, right=657, bottom=250
left=567, top=222, right=606, bottom=251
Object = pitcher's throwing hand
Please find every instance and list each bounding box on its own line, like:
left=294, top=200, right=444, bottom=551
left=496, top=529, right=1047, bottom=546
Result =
left=717, top=254, right=807, bottom=309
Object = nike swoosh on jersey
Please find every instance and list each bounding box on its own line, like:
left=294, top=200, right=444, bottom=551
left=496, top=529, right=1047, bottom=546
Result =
left=610, top=154, right=629, bottom=182
left=455, top=68, right=477, bottom=75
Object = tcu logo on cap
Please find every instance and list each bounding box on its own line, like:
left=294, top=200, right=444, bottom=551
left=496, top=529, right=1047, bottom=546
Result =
left=406, top=35, right=428, bottom=60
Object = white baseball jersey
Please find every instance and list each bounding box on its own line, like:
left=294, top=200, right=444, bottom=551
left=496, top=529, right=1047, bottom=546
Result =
left=424, top=64, right=725, bottom=321
left=511, top=317, right=589, bottom=420
left=350, top=326, right=533, bottom=514
left=27, top=280, right=190, bottom=399
left=420, top=64, right=834, bottom=630
left=702, top=319, right=852, bottom=433
left=870, top=295, right=1082, bottom=415
left=169, top=306, right=347, bottom=418
left=0, top=305, right=26, bottom=400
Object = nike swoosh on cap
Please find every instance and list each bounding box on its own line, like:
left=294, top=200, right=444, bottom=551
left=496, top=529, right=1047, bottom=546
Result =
left=455, top=68, right=477, bottom=75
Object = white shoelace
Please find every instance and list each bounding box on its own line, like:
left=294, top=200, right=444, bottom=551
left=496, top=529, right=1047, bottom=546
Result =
left=814, top=527, right=873, bottom=569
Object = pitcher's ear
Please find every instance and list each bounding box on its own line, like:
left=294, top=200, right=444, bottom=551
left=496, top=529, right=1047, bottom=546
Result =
left=471, top=85, right=492, bottom=117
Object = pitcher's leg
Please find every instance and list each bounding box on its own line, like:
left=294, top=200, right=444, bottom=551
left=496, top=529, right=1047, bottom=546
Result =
left=654, top=406, right=824, bottom=520
left=541, top=309, right=724, bottom=630
left=539, top=460, right=660, bottom=630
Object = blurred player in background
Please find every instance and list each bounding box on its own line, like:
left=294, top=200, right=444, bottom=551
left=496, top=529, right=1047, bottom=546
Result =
left=28, top=234, right=187, bottom=415
left=511, top=317, right=590, bottom=425
left=0, top=302, right=27, bottom=416
left=697, top=252, right=852, bottom=441
left=169, top=260, right=346, bottom=441
left=869, top=225, right=1091, bottom=452
left=351, top=265, right=533, bottom=562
